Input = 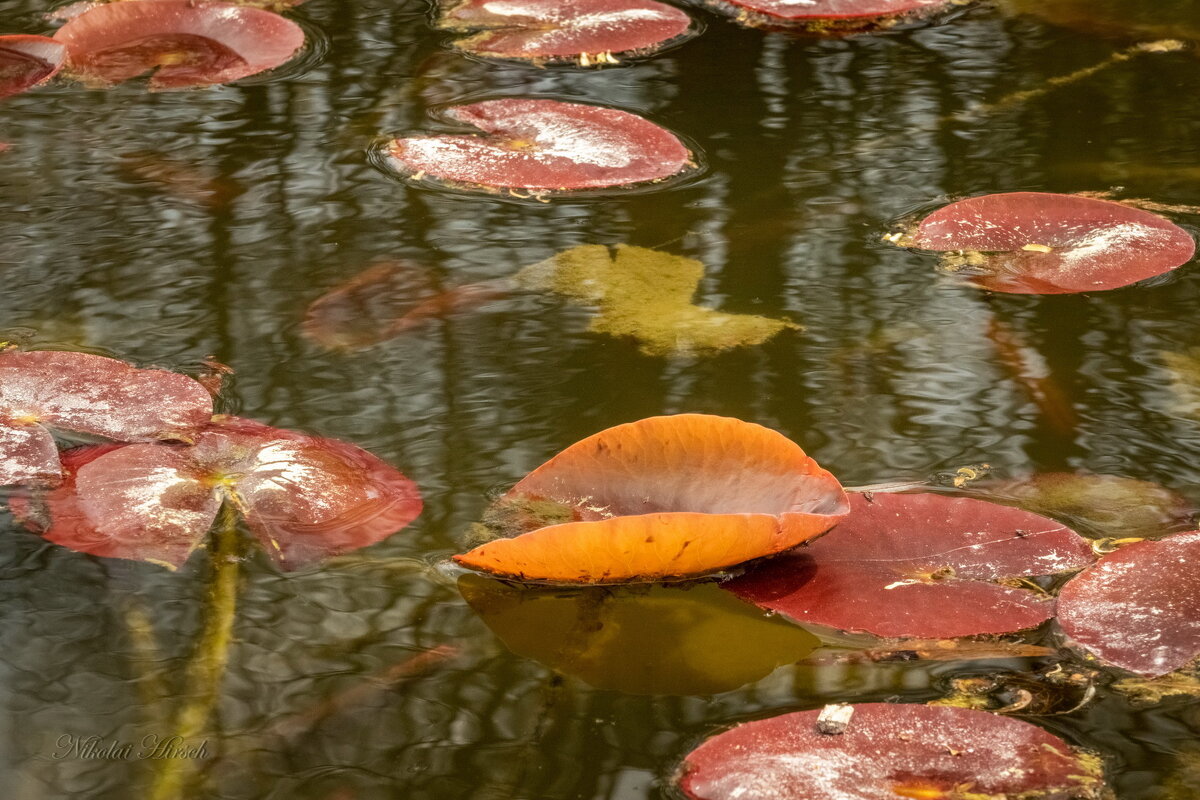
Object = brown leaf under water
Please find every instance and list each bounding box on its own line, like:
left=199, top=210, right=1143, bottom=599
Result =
left=303, top=261, right=511, bottom=350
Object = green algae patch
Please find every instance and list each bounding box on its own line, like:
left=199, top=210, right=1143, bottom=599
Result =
left=515, top=244, right=800, bottom=356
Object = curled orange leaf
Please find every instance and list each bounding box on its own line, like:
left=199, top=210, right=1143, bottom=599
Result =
left=454, top=414, right=848, bottom=584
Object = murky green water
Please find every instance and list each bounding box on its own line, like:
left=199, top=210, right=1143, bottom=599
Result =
left=4, top=1, right=1200, bottom=798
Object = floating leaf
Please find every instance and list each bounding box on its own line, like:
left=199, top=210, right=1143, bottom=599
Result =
left=967, top=472, right=1196, bottom=540
left=455, top=414, right=848, bottom=584
left=384, top=98, right=694, bottom=193
left=53, top=0, right=305, bottom=89
left=0, top=350, right=213, bottom=486
left=0, top=35, right=67, bottom=100
left=727, top=492, right=1094, bottom=638
left=678, top=703, right=1107, bottom=800
left=459, top=575, right=818, bottom=695
left=25, top=416, right=422, bottom=569
left=1057, top=531, right=1200, bottom=677
left=702, top=0, right=961, bottom=32
left=909, top=192, right=1196, bottom=294
left=303, top=261, right=510, bottom=350
left=438, top=0, right=695, bottom=64
left=514, top=244, right=799, bottom=356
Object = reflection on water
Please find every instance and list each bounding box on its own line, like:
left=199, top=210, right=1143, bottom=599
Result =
left=4, top=0, right=1200, bottom=797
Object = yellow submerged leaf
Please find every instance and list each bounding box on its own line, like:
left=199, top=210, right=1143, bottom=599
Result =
left=515, top=244, right=800, bottom=356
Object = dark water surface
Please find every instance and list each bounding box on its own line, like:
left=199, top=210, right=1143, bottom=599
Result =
left=4, top=0, right=1200, bottom=798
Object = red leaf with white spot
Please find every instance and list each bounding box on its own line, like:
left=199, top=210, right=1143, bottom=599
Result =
left=0, top=350, right=213, bottom=486
left=0, top=35, right=67, bottom=100
left=1058, top=531, right=1200, bottom=677
left=439, top=0, right=694, bottom=62
left=679, top=703, right=1107, bottom=800
left=727, top=492, right=1094, bottom=638
left=53, top=0, right=305, bottom=89
left=912, top=192, right=1196, bottom=294
left=385, top=98, right=693, bottom=192
left=706, top=0, right=957, bottom=27
left=29, top=417, right=423, bottom=569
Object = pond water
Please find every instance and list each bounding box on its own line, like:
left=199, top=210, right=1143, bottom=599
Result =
left=4, top=0, right=1200, bottom=798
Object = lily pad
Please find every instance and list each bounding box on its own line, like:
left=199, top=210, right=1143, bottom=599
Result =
left=0, top=35, right=67, bottom=100
left=454, top=414, right=848, bottom=584
left=383, top=98, right=694, bottom=193
left=438, top=0, right=695, bottom=64
left=459, top=575, right=819, bottom=695
left=1057, top=531, right=1200, bottom=677
left=678, top=703, right=1107, bottom=800
left=0, top=349, right=213, bottom=486
left=726, top=492, right=1095, bottom=638
left=514, top=244, right=799, bottom=356
left=702, top=0, right=962, bottom=32
left=53, top=0, right=305, bottom=89
left=909, top=192, right=1196, bottom=294
left=24, top=416, right=422, bottom=569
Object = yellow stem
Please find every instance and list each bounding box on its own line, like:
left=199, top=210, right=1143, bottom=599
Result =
left=148, top=503, right=241, bottom=800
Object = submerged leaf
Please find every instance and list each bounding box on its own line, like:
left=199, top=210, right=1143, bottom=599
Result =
left=303, top=261, right=510, bottom=350
left=53, top=0, right=305, bottom=89
left=460, top=576, right=818, bottom=695
left=0, top=35, right=67, bottom=100
left=27, top=416, right=422, bottom=569
left=909, top=192, right=1196, bottom=294
left=678, top=703, right=1107, bottom=800
left=967, top=472, right=1196, bottom=540
left=384, top=98, right=694, bottom=193
left=0, top=350, right=213, bottom=486
left=727, top=492, right=1094, bottom=638
left=1057, top=531, right=1200, bottom=677
left=455, top=414, right=848, bottom=584
left=514, top=244, right=799, bottom=355
left=438, top=0, right=695, bottom=64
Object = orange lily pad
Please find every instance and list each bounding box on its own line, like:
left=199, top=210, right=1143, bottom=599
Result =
left=454, top=414, right=849, bottom=584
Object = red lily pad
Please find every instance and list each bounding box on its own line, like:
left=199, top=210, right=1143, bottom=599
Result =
left=0, top=35, right=67, bottom=100
left=911, top=192, right=1196, bottom=294
left=0, top=350, right=213, bottom=486
left=384, top=98, right=694, bottom=193
left=1057, top=532, right=1200, bottom=677
left=26, top=416, right=422, bottom=569
left=53, top=0, right=305, bottom=89
left=704, top=0, right=960, bottom=31
left=727, top=492, right=1095, bottom=638
left=439, top=0, right=694, bottom=63
left=454, top=414, right=849, bottom=584
left=678, top=703, right=1107, bottom=800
